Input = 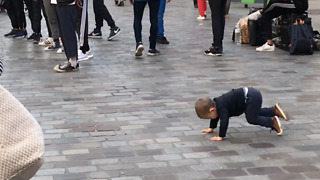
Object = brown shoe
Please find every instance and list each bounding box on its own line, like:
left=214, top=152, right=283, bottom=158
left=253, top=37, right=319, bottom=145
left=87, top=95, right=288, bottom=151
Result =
left=274, top=103, right=288, bottom=120
left=272, top=116, right=283, bottom=136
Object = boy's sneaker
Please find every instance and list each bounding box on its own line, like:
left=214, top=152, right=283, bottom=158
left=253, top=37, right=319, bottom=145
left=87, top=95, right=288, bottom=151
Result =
left=274, top=103, right=288, bottom=120
left=157, top=36, right=169, bottom=44
left=54, top=62, right=79, bottom=73
left=39, top=37, right=54, bottom=46
left=204, top=46, right=222, bottom=56
left=13, top=30, right=27, bottom=38
left=271, top=116, right=283, bottom=136
left=147, top=49, right=160, bottom=56
left=108, top=26, right=121, bottom=41
left=256, top=42, right=275, bottom=52
left=86, top=50, right=94, bottom=59
left=88, top=29, right=102, bottom=39
left=135, top=42, right=144, bottom=57
left=4, top=29, right=18, bottom=37
left=248, top=10, right=262, bottom=20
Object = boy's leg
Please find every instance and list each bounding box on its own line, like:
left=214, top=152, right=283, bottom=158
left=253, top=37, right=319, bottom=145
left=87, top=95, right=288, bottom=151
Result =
left=244, top=88, right=273, bottom=128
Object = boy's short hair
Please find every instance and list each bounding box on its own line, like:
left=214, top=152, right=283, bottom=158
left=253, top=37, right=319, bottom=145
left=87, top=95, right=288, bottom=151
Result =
left=194, top=97, right=216, bottom=118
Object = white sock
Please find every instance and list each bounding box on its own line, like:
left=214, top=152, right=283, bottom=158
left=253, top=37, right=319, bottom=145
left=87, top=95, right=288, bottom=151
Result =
left=69, top=57, right=77, bottom=67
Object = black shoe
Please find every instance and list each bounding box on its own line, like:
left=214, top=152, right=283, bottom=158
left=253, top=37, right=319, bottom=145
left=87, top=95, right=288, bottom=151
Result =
left=33, top=33, right=42, bottom=44
left=135, top=42, right=144, bottom=57
left=147, top=49, right=160, bottom=56
left=4, top=29, right=18, bottom=37
left=88, top=29, right=102, bottom=39
left=157, top=36, right=169, bottom=44
left=108, top=26, right=121, bottom=41
left=27, top=33, right=36, bottom=40
left=13, top=30, right=27, bottom=38
left=54, top=62, right=79, bottom=73
left=204, top=46, right=222, bottom=56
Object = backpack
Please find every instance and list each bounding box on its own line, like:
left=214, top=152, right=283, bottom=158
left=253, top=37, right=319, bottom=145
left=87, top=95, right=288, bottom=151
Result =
left=293, top=0, right=308, bottom=13
left=289, top=18, right=313, bottom=55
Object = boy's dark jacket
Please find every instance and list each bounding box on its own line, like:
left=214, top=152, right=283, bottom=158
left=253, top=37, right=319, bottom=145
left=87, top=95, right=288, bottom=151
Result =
left=209, top=88, right=246, bottom=138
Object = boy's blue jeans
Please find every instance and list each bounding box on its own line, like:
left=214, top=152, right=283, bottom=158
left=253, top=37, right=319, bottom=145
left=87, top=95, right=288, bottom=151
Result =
left=157, top=0, right=166, bottom=37
left=244, top=88, right=276, bottom=128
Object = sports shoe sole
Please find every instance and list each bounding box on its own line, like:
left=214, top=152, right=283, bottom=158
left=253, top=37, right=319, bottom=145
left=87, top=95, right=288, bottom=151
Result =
left=147, top=52, right=160, bottom=56
left=135, top=45, right=144, bottom=57
left=204, top=52, right=222, bottom=56
left=275, top=116, right=283, bottom=136
left=53, top=65, right=78, bottom=73
left=275, top=103, right=288, bottom=120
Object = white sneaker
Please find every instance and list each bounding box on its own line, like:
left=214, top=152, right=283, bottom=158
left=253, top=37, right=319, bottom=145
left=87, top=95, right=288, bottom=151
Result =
left=78, top=50, right=89, bottom=61
left=56, top=48, right=64, bottom=54
left=197, top=15, right=206, bottom=20
left=256, top=42, right=275, bottom=52
left=248, top=10, right=262, bottom=20
left=86, top=50, right=94, bottom=59
left=38, top=37, right=53, bottom=46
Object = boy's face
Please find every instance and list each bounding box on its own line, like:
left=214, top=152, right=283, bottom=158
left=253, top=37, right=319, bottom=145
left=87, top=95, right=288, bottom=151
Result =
left=200, top=108, right=217, bottom=119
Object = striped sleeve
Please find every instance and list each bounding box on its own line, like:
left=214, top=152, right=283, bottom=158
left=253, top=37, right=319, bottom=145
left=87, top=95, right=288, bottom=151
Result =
left=0, top=58, right=3, bottom=76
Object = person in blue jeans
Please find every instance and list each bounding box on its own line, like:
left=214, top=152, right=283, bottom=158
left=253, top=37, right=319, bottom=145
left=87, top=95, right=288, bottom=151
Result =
left=129, top=0, right=160, bottom=56
left=157, top=0, right=171, bottom=44
left=195, top=87, right=288, bottom=141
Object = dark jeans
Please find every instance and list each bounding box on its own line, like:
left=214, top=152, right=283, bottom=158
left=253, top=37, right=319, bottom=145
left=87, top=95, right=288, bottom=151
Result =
left=262, top=0, right=300, bottom=39
left=244, top=88, right=275, bottom=128
left=5, top=0, right=26, bottom=29
left=208, top=0, right=226, bottom=50
left=31, top=0, right=50, bottom=35
left=133, top=0, right=160, bottom=49
left=93, top=0, right=115, bottom=29
left=76, top=0, right=90, bottom=52
left=56, top=5, right=77, bottom=60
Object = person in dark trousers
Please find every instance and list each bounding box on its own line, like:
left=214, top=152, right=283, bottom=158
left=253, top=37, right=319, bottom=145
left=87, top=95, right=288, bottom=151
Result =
left=129, top=0, right=160, bottom=56
left=27, top=0, right=51, bottom=44
left=4, top=0, right=28, bottom=38
left=248, top=0, right=308, bottom=52
left=195, top=87, right=288, bottom=141
left=88, top=0, right=121, bottom=40
left=203, top=0, right=226, bottom=56
left=53, top=0, right=79, bottom=72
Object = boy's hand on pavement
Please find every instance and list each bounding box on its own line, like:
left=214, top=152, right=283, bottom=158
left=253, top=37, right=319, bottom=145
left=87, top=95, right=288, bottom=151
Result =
left=201, top=128, right=213, bottom=133
left=210, top=136, right=223, bottom=141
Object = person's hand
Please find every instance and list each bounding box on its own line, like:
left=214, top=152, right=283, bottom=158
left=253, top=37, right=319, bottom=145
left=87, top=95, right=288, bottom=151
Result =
left=201, top=128, right=213, bottom=133
left=210, top=136, right=223, bottom=141
left=166, top=0, right=171, bottom=3
left=129, top=0, right=133, bottom=5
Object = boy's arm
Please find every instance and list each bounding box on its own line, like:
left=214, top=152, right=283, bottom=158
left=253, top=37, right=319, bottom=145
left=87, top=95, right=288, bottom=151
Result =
left=218, top=109, right=230, bottom=138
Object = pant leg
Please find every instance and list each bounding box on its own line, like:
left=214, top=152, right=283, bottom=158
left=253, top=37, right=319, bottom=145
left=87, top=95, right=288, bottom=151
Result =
left=133, top=1, right=147, bottom=45
left=197, top=0, right=206, bottom=17
left=225, top=0, right=231, bottom=15
left=44, top=1, right=59, bottom=39
left=244, top=88, right=273, bottom=128
left=32, top=0, right=42, bottom=34
left=14, top=0, right=26, bottom=29
left=76, top=0, right=90, bottom=52
left=148, top=0, right=160, bottom=49
left=41, top=0, right=52, bottom=36
left=56, top=5, right=77, bottom=60
left=5, top=0, right=19, bottom=29
left=93, top=0, right=115, bottom=29
left=157, top=0, right=165, bottom=37
left=208, top=0, right=226, bottom=49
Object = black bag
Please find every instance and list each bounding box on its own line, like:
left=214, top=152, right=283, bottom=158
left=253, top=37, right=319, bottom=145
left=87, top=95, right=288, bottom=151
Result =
left=289, top=18, right=313, bottom=55
left=248, top=19, right=266, bottom=46
left=57, top=0, right=75, bottom=5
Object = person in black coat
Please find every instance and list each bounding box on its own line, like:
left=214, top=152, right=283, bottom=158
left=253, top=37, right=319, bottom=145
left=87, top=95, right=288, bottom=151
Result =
left=195, top=87, right=288, bottom=141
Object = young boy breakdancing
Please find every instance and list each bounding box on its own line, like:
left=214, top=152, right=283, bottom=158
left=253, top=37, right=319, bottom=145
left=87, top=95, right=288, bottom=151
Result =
left=194, top=87, right=288, bottom=141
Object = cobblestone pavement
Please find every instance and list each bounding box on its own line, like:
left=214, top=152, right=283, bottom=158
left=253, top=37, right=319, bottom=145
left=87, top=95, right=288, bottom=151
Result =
left=1, top=0, right=320, bottom=179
